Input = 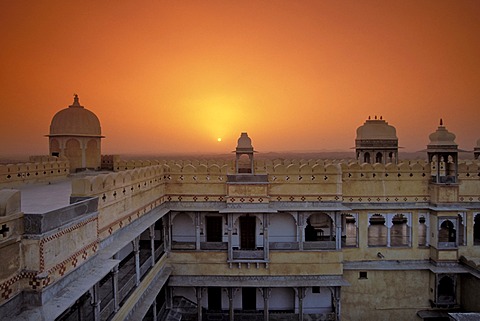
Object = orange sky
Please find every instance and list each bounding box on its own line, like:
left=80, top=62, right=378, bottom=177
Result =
left=1, top=1, right=479, bottom=157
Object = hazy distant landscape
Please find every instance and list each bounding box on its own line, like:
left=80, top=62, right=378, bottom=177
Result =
left=4, top=150, right=460, bottom=165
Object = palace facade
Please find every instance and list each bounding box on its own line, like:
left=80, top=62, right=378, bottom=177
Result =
left=1, top=97, right=480, bottom=321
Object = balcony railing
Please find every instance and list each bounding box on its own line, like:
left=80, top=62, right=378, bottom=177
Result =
left=200, top=242, right=228, bottom=250
left=303, top=241, right=336, bottom=250
left=269, top=242, right=299, bottom=250
left=232, top=249, right=264, bottom=260
left=171, top=241, right=196, bottom=250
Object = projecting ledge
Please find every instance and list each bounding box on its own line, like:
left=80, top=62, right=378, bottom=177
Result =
left=168, top=275, right=349, bottom=287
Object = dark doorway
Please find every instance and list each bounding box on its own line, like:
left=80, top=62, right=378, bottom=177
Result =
left=474, top=214, right=480, bottom=245
left=206, top=216, right=223, bottom=242
left=208, top=287, right=222, bottom=311
left=242, top=287, right=256, bottom=310
left=438, top=275, right=455, bottom=304
left=240, top=216, right=256, bottom=250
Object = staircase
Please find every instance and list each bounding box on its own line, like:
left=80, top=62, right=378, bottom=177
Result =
left=163, top=296, right=198, bottom=321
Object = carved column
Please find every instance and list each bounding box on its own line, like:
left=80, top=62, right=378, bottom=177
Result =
left=297, top=212, right=304, bottom=251
left=227, top=287, right=237, bottom=321
left=228, top=214, right=233, bottom=263
left=386, top=215, right=392, bottom=247
left=149, top=224, right=155, bottom=266
left=195, top=212, right=201, bottom=250
left=335, top=212, right=342, bottom=250
left=133, top=236, right=140, bottom=286
left=196, top=287, right=203, bottom=321
left=112, top=264, right=120, bottom=312
left=152, top=298, right=158, bottom=321
left=164, top=216, right=171, bottom=254
left=91, top=284, right=101, bottom=321
left=296, top=287, right=306, bottom=321
left=261, top=287, right=271, bottom=321
left=263, top=213, right=270, bottom=262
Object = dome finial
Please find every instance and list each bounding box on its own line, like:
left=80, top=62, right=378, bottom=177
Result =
left=70, top=93, right=82, bottom=108
left=440, top=118, right=443, bottom=126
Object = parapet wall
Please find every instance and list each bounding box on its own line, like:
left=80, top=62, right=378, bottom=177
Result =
left=72, top=165, right=167, bottom=239
left=0, top=156, right=70, bottom=188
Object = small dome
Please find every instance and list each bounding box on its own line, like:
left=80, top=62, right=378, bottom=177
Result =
left=428, top=119, right=456, bottom=147
left=49, top=95, right=101, bottom=137
left=356, top=117, right=397, bottom=140
left=236, top=132, right=253, bottom=151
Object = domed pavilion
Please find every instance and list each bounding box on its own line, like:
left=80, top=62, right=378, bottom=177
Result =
left=427, top=119, right=458, bottom=184
left=47, top=94, right=104, bottom=171
left=355, top=116, right=398, bottom=164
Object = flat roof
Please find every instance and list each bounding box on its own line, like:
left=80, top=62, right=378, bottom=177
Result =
left=19, top=179, right=72, bottom=214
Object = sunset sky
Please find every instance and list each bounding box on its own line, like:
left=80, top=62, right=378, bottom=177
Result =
left=1, top=1, right=479, bottom=157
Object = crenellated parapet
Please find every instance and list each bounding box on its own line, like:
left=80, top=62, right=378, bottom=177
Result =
left=0, top=156, right=70, bottom=188
left=458, top=160, right=480, bottom=202
left=72, top=165, right=167, bottom=239
left=342, top=161, right=430, bottom=203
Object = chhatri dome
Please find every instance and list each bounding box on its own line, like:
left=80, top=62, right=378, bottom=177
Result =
left=355, top=116, right=398, bottom=164
left=427, top=119, right=457, bottom=149
left=47, top=95, right=103, bottom=172
left=356, top=116, right=397, bottom=141
left=50, top=94, right=102, bottom=137
left=426, top=119, right=458, bottom=184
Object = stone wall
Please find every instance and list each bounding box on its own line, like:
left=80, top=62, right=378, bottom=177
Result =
left=342, top=270, right=430, bottom=321
left=72, top=165, right=166, bottom=239
left=0, top=190, right=24, bottom=305
left=0, top=156, right=69, bottom=188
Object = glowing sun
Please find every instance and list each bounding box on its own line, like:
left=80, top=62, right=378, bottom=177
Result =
left=217, top=137, right=222, bottom=142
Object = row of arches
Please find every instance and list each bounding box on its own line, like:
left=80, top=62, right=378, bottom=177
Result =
left=171, top=212, right=480, bottom=249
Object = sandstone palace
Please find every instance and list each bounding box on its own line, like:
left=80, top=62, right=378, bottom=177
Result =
left=1, top=96, right=480, bottom=321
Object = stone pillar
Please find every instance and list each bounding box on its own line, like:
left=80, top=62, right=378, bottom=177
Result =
left=228, top=214, right=233, bottom=263
left=195, top=212, right=201, bottom=250
left=296, top=287, right=306, bottom=321
left=149, top=224, right=155, bottom=266
left=133, top=236, right=140, bottom=286
left=263, top=214, right=269, bottom=262
left=331, top=287, right=341, bottom=321
left=81, top=139, right=87, bottom=168
left=164, top=216, right=171, bottom=254
left=298, top=212, right=304, bottom=251
left=227, top=287, right=237, bottom=321
left=91, top=284, right=101, bottom=321
left=386, top=216, right=392, bottom=247
left=261, top=287, right=271, bottom=321
left=152, top=299, right=158, bottom=321
left=112, top=265, right=120, bottom=312
left=335, top=212, right=342, bottom=250
left=196, top=287, right=203, bottom=321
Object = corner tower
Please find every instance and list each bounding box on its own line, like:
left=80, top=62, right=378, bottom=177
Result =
left=355, top=116, right=398, bottom=164
left=235, top=132, right=255, bottom=174
left=48, top=95, right=104, bottom=172
left=427, top=119, right=458, bottom=184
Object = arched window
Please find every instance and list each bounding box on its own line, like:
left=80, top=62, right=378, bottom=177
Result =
left=438, top=220, right=456, bottom=247
left=368, top=214, right=387, bottom=247
left=364, top=152, right=371, bottom=164
left=305, top=213, right=335, bottom=250
left=391, top=214, right=409, bottom=247
left=375, top=152, right=383, bottom=164
left=474, top=214, right=480, bottom=246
